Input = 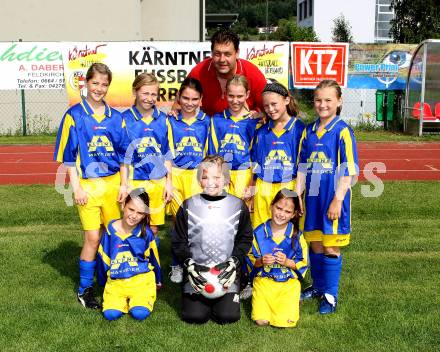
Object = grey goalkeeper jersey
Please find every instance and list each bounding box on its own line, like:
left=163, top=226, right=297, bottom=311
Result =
left=172, top=192, right=253, bottom=294
left=186, top=194, right=242, bottom=267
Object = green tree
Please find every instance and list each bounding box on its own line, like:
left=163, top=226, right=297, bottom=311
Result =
left=390, top=0, right=440, bottom=43
left=331, top=14, right=353, bottom=42
left=206, top=0, right=298, bottom=27
left=269, top=18, right=318, bottom=41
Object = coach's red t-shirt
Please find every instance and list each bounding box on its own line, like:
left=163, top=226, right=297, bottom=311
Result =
left=188, top=58, right=266, bottom=116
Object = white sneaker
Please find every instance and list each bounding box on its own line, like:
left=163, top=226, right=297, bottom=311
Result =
left=240, top=283, right=253, bottom=300
left=169, top=265, right=183, bottom=283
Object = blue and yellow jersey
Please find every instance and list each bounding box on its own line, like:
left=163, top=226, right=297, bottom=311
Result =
left=97, top=220, right=161, bottom=284
left=123, top=106, right=170, bottom=181
left=298, top=117, right=359, bottom=235
left=208, top=109, right=259, bottom=170
left=251, top=117, right=305, bottom=183
left=248, top=220, right=308, bottom=282
left=54, top=99, right=128, bottom=179
left=167, top=110, right=210, bottom=170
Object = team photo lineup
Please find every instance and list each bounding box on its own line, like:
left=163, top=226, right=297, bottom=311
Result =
left=53, top=29, right=358, bottom=326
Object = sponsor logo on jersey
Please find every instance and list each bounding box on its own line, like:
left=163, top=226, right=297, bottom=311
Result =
left=307, top=151, right=333, bottom=169
left=93, top=126, right=107, bottom=130
left=264, top=150, right=292, bottom=166
left=87, top=135, right=114, bottom=152
left=137, top=136, right=161, bottom=153
left=111, top=251, right=139, bottom=269
left=220, top=133, right=246, bottom=151
left=176, top=136, right=202, bottom=152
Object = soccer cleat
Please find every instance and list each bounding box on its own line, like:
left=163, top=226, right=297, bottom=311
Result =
left=169, top=265, right=183, bottom=283
left=239, top=283, right=253, bottom=300
left=319, top=293, right=337, bottom=314
left=77, top=287, right=101, bottom=310
left=300, top=286, right=322, bottom=301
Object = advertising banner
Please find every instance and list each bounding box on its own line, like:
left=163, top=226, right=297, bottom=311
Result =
left=61, top=41, right=211, bottom=107
left=0, top=41, right=416, bottom=93
left=347, top=43, right=418, bottom=90
left=240, top=41, right=290, bottom=88
left=291, top=42, right=349, bottom=88
left=0, top=42, right=64, bottom=90
left=61, top=41, right=291, bottom=108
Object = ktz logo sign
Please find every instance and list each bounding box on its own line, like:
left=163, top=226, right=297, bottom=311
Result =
left=291, top=43, right=349, bottom=88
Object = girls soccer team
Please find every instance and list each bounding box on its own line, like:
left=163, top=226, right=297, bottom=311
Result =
left=54, top=62, right=358, bottom=325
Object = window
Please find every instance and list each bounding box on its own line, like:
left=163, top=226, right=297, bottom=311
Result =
left=309, top=0, right=313, bottom=17
left=299, top=2, right=303, bottom=21
left=375, top=0, right=394, bottom=42
left=304, top=0, right=308, bottom=19
left=378, top=13, right=394, bottom=21
left=380, top=4, right=392, bottom=12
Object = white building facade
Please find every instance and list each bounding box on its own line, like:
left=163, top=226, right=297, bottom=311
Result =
left=297, top=0, right=394, bottom=43
left=0, top=0, right=205, bottom=41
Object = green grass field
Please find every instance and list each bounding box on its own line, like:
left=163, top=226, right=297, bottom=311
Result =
left=1, top=182, right=439, bottom=351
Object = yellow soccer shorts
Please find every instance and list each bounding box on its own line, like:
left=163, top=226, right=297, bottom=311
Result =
left=252, top=178, right=296, bottom=228
left=252, top=276, right=301, bottom=328
left=229, top=168, right=252, bottom=199
left=77, top=173, right=121, bottom=231
left=304, top=230, right=350, bottom=247
left=131, top=178, right=166, bottom=226
left=166, top=167, right=202, bottom=217
left=102, top=271, right=157, bottom=313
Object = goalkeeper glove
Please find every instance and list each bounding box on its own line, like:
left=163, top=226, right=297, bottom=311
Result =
left=184, top=258, right=209, bottom=293
left=215, top=256, right=240, bottom=288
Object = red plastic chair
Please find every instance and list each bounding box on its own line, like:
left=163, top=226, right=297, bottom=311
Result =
left=412, top=102, right=437, bottom=121
left=435, top=102, right=440, bottom=119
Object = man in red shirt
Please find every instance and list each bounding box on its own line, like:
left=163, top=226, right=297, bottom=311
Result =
left=188, top=29, right=266, bottom=116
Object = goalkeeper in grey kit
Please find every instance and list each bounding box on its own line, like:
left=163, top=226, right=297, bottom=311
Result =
left=171, top=155, right=253, bottom=324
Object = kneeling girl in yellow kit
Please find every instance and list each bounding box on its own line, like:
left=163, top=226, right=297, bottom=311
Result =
left=97, top=189, right=161, bottom=321
left=249, top=189, right=308, bottom=328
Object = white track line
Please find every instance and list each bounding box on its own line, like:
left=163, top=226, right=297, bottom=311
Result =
left=2, top=159, right=439, bottom=163
left=425, top=165, right=440, bottom=171
left=358, top=159, right=440, bottom=161
left=0, top=151, right=52, bottom=155
left=1, top=171, right=439, bottom=177
left=0, top=161, right=57, bottom=164
left=368, top=170, right=440, bottom=172
left=0, top=173, right=58, bottom=176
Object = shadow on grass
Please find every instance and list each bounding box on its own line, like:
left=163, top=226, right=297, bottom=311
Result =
left=42, top=240, right=81, bottom=293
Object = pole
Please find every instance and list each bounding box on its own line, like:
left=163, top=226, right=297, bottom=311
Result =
left=21, top=89, right=26, bottom=136
left=19, top=38, right=26, bottom=136
left=265, top=0, right=269, bottom=40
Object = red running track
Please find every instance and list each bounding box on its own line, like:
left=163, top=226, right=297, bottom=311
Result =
left=1, top=142, right=440, bottom=184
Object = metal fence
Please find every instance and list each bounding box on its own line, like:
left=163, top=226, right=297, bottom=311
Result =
left=0, top=89, right=67, bottom=135
left=0, top=87, right=384, bottom=135
left=294, top=87, right=383, bottom=128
